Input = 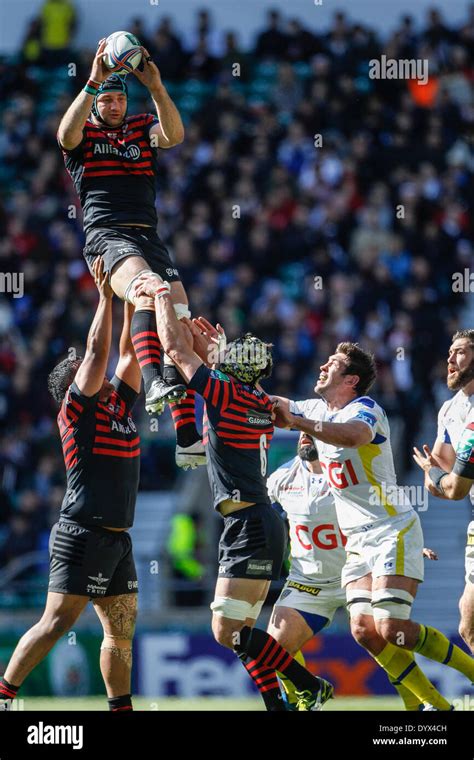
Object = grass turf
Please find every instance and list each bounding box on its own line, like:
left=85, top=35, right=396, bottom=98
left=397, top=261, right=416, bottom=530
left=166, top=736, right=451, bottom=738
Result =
left=16, top=696, right=404, bottom=711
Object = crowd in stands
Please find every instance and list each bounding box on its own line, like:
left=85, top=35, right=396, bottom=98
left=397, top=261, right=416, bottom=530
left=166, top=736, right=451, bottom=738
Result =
left=0, top=1, right=473, bottom=579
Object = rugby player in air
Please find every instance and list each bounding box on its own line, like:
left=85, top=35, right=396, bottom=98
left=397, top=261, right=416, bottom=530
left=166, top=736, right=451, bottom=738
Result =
left=57, top=38, right=204, bottom=469
left=268, top=433, right=446, bottom=711
left=134, top=277, right=334, bottom=711
left=271, top=341, right=474, bottom=709
left=412, top=330, right=474, bottom=653
left=0, top=259, right=141, bottom=712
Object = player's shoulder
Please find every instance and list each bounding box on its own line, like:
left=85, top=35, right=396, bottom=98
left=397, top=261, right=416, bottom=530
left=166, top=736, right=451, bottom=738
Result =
left=438, top=390, right=463, bottom=419
left=126, top=113, right=156, bottom=127
left=267, top=456, right=299, bottom=494
left=272, top=456, right=299, bottom=477
left=349, top=395, right=386, bottom=417
left=291, top=397, right=326, bottom=417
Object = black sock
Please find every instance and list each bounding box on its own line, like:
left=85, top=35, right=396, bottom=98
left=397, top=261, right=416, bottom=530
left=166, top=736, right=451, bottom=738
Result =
left=131, top=309, right=162, bottom=394
left=107, top=693, right=133, bottom=712
left=164, top=365, right=201, bottom=447
left=0, top=676, right=19, bottom=700
left=236, top=627, right=320, bottom=694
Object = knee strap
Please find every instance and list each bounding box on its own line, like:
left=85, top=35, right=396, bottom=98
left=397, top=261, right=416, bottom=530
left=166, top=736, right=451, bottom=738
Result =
left=371, top=588, right=414, bottom=621
left=124, top=269, right=159, bottom=305
left=210, top=596, right=263, bottom=621
left=346, top=588, right=373, bottom=618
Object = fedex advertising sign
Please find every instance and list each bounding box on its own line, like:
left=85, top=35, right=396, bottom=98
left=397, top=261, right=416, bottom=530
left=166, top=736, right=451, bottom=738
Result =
left=136, top=632, right=468, bottom=697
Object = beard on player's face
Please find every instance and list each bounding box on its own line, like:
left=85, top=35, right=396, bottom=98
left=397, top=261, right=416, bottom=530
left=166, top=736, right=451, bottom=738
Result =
left=298, top=434, right=319, bottom=462
left=447, top=358, right=474, bottom=390
left=97, top=96, right=127, bottom=126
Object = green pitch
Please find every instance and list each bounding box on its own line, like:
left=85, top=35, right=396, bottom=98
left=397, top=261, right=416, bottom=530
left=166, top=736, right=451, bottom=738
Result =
left=18, top=696, right=403, bottom=711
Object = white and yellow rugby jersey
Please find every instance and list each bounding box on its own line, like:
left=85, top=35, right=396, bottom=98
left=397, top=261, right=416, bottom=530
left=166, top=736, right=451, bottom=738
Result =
left=289, top=396, right=413, bottom=531
left=267, top=456, right=345, bottom=584
left=436, top=390, right=474, bottom=503
left=436, top=390, right=474, bottom=449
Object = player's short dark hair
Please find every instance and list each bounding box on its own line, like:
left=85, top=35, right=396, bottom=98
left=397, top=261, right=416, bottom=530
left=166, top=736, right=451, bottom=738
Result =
left=48, top=357, right=83, bottom=405
left=336, top=342, right=376, bottom=396
left=452, top=329, right=474, bottom=348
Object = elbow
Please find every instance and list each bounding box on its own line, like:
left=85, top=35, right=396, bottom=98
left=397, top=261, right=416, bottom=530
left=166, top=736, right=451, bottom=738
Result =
left=448, top=485, right=469, bottom=501
left=170, top=128, right=185, bottom=147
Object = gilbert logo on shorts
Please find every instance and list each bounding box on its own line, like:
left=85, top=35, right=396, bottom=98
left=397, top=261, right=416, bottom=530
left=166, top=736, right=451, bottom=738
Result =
left=27, top=722, right=83, bottom=750
left=87, top=572, right=109, bottom=595
left=246, top=559, right=273, bottom=575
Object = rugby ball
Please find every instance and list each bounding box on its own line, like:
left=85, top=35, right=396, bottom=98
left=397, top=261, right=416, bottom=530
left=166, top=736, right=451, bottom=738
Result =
left=104, top=31, right=142, bottom=74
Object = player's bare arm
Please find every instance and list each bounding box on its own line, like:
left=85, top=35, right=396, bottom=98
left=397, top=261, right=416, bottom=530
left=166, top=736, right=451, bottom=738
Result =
left=133, top=47, right=184, bottom=149
left=413, top=443, right=472, bottom=500
left=136, top=276, right=200, bottom=381
left=57, top=39, right=108, bottom=150
left=115, top=302, right=141, bottom=393
left=74, top=258, right=113, bottom=397
left=273, top=403, right=373, bottom=447
left=187, top=316, right=227, bottom=366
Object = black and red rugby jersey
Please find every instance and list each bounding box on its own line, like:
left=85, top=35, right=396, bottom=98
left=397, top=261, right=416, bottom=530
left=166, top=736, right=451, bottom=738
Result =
left=59, top=113, right=160, bottom=232
left=57, top=375, right=140, bottom=529
left=188, top=365, right=274, bottom=509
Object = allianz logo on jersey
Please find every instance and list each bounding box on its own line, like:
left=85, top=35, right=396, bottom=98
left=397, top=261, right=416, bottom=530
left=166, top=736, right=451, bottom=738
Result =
left=110, top=416, right=137, bottom=434
left=94, top=143, right=141, bottom=160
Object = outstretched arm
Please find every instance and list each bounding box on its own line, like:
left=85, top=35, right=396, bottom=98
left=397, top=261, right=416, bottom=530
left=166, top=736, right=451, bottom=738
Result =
left=57, top=39, right=108, bottom=150
left=74, top=258, right=113, bottom=397
left=133, top=48, right=184, bottom=148
left=115, top=303, right=141, bottom=393
left=272, top=403, right=373, bottom=447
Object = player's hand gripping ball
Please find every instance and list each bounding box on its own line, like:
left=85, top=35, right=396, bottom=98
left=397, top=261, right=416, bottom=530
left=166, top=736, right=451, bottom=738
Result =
left=104, top=31, right=143, bottom=74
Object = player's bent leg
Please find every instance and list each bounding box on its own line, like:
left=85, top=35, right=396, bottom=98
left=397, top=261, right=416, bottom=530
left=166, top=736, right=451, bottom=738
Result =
left=459, top=582, right=474, bottom=654
left=267, top=605, right=320, bottom=711
left=210, top=576, right=269, bottom=649
left=373, top=574, right=474, bottom=686
left=267, top=606, right=315, bottom=656
left=93, top=593, right=137, bottom=711
left=346, top=578, right=449, bottom=710
left=110, top=256, right=186, bottom=414
left=0, top=592, right=88, bottom=708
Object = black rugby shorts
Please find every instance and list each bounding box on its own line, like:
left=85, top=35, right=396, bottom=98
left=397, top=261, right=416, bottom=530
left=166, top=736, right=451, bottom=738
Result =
left=217, top=503, right=287, bottom=581
left=48, top=521, right=138, bottom=598
left=83, top=226, right=181, bottom=282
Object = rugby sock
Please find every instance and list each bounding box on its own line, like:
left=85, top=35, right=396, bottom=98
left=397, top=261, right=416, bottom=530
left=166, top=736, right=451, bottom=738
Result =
left=0, top=676, right=19, bottom=705
left=164, top=364, right=200, bottom=447
left=277, top=649, right=306, bottom=708
left=389, top=678, right=422, bottom=710
left=236, top=627, right=322, bottom=698
left=414, top=624, right=474, bottom=682
left=131, top=309, right=162, bottom=393
left=107, top=694, right=133, bottom=712
left=375, top=643, right=451, bottom=710
left=240, top=656, right=285, bottom=711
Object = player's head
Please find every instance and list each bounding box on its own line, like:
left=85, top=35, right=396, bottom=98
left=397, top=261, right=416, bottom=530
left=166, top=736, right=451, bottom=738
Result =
left=218, top=333, right=273, bottom=386
left=316, top=342, right=376, bottom=399
left=447, top=329, right=474, bottom=390
left=92, top=74, right=128, bottom=127
left=48, top=358, right=115, bottom=405
left=297, top=432, right=319, bottom=462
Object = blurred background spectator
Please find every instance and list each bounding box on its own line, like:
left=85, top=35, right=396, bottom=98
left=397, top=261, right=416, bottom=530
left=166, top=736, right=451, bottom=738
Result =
left=0, top=3, right=473, bottom=591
